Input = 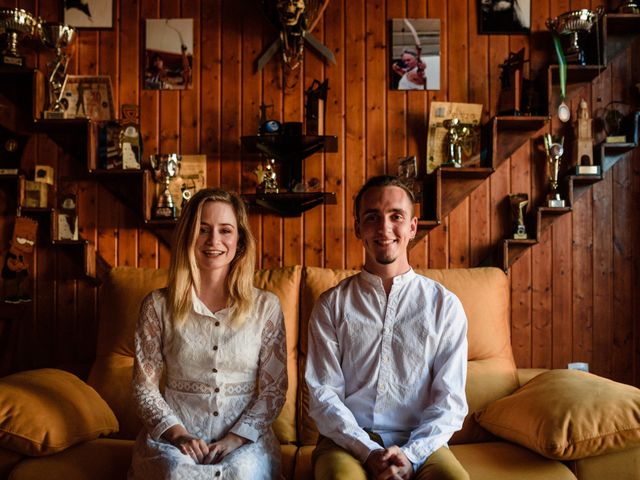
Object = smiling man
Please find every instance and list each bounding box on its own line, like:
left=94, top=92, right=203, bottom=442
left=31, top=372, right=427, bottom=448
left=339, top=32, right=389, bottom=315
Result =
left=305, top=175, right=470, bottom=480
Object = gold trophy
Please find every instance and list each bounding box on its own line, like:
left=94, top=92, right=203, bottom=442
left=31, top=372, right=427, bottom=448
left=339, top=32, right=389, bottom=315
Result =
left=254, top=158, right=279, bottom=193
left=509, top=193, right=529, bottom=239
left=442, top=118, right=470, bottom=168
left=42, top=22, right=75, bottom=119
left=543, top=134, right=565, bottom=208
left=0, top=8, right=41, bottom=67
left=150, top=154, right=181, bottom=218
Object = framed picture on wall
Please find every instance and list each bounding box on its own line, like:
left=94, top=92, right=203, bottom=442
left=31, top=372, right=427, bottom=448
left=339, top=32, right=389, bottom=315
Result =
left=143, top=19, right=194, bottom=90
left=63, top=0, right=114, bottom=29
left=478, top=0, right=531, bottom=34
left=59, top=75, right=115, bottom=121
left=390, top=18, right=441, bottom=91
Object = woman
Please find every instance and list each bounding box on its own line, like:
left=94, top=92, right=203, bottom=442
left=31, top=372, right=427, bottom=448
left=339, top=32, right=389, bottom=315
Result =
left=129, top=188, right=287, bottom=479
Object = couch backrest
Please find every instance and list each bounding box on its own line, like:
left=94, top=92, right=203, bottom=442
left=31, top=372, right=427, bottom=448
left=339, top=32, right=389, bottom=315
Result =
left=87, top=266, right=301, bottom=444
left=297, top=266, right=518, bottom=445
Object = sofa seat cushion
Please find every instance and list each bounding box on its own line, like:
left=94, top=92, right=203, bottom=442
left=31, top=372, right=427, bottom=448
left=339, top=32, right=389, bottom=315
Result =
left=88, top=266, right=302, bottom=444
left=450, top=442, right=576, bottom=480
left=0, top=369, right=118, bottom=457
left=570, top=445, right=640, bottom=480
left=8, top=438, right=133, bottom=480
left=476, top=369, right=640, bottom=460
left=0, top=448, right=22, bottom=478
left=298, top=266, right=517, bottom=445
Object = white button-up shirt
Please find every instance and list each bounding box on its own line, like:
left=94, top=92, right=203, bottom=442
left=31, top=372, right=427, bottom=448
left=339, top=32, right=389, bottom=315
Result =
left=305, top=268, right=468, bottom=466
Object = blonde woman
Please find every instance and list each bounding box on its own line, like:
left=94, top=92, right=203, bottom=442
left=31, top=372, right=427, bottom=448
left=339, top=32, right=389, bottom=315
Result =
left=129, top=188, right=287, bottom=479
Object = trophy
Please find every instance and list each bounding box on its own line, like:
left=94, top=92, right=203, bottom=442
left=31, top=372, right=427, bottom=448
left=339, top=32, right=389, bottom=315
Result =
left=546, top=7, right=604, bottom=65
left=617, top=1, right=639, bottom=13
left=509, top=193, right=529, bottom=240
left=150, top=154, right=181, bottom=218
left=254, top=158, right=279, bottom=194
left=41, top=22, right=75, bottom=119
left=543, top=134, right=566, bottom=208
left=442, top=118, right=470, bottom=168
left=0, top=8, right=41, bottom=67
left=575, top=98, right=599, bottom=175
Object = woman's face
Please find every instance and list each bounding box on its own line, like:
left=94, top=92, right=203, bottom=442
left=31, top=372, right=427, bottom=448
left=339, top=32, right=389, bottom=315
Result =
left=194, top=201, right=239, bottom=274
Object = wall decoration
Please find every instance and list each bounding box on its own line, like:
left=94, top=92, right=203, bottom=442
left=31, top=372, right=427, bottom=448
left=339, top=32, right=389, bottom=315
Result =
left=168, top=154, right=207, bottom=216
left=144, top=19, right=193, bottom=90
left=63, top=0, right=114, bottom=29
left=479, top=0, right=531, bottom=34
left=426, top=102, right=482, bottom=173
left=59, top=75, right=115, bottom=121
left=390, top=18, right=441, bottom=91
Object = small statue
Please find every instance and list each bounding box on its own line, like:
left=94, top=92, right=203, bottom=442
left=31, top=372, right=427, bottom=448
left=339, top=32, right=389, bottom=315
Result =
left=443, top=118, right=470, bottom=167
left=305, top=79, right=328, bottom=135
left=1, top=216, right=37, bottom=303
left=574, top=98, right=598, bottom=174
left=509, top=193, right=529, bottom=239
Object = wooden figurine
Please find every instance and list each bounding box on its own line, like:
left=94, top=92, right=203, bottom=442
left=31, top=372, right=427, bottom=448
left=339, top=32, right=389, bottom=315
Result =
left=575, top=98, right=599, bottom=175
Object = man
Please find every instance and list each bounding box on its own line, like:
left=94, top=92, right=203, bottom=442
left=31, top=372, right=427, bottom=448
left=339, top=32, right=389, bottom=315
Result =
left=394, top=50, right=426, bottom=90
left=305, top=175, right=469, bottom=480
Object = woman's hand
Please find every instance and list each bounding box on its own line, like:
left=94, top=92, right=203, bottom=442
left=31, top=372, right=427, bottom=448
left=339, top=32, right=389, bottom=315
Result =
left=203, top=432, right=248, bottom=464
left=162, top=425, right=209, bottom=463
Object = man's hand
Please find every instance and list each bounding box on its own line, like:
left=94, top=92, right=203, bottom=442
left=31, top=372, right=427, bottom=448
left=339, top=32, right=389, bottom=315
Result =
left=365, top=448, right=391, bottom=478
left=203, top=432, right=248, bottom=464
left=376, top=446, right=414, bottom=480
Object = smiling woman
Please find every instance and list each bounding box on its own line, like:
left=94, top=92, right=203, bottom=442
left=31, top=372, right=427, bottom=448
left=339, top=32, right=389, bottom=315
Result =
left=128, top=188, right=288, bottom=479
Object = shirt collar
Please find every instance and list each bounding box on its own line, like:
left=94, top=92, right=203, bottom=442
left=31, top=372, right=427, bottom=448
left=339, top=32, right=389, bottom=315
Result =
left=359, top=267, right=416, bottom=288
left=191, top=287, right=216, bottom=317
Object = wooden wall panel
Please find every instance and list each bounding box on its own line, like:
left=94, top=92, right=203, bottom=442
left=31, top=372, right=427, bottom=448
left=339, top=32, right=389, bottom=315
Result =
left=0, top=0, right=638, bottom=386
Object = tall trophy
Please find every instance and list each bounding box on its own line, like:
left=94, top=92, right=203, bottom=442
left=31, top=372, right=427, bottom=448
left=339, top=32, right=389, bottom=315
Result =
left=509, top=193, right=529, bottom=239
left=150, top=154, right=181, bottom=219
left=0, top=8, right=41, bottom=67
left=442, top=118, right=470, bottom=168
left=543, top=134, right=566, bottom=208
left=42, top=22, right=74, bottom=119
left=546, top=7, right=604, bottom=65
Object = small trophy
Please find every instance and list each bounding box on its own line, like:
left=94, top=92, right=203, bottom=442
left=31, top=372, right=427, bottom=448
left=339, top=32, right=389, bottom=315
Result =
left=254, top=158, right=279, bottom=193
left=150, top=154, right=181, bottom=218
left=509, top=193, right=529, bottom=239
left=574, top=98, right=599, bottom=175
left=543, top=134, right=566, bottom=208
left=442, top=118, right=470, bottom=168
left=0, top=8, right=40, bottom=67
left=42, top=22, right=75, bottom=119
left=305, top=79, right=329, bottom=135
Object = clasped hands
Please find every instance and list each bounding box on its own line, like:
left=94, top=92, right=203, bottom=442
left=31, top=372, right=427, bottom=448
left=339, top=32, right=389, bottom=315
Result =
left=365, top=446, right=414, bottom=480
left=164, top=426, right=247, bottom=464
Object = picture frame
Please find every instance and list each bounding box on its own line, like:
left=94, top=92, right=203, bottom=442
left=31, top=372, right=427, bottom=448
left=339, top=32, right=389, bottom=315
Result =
left=143, top=19, right=194, bottom=90
left=59, top=75, right=115, bottom=121
left=478, top=0, right=531, bottom=35
left=390, top=18, right=441, bottom=91
left=63, top=0, right=114, bottom=29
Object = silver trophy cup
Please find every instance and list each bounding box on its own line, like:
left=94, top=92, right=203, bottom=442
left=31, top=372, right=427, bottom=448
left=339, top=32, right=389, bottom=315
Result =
left=546, top=7, right=604, bottom=65
left=150, top=154, right=181, bottom=218
left=0, top=8, right=41, bottom=67
left=42, top=23, right=75, bottom=118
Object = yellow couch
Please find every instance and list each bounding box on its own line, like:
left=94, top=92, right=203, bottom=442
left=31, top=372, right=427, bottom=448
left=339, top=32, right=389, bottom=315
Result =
left=1, top=266, right=640, bottom=479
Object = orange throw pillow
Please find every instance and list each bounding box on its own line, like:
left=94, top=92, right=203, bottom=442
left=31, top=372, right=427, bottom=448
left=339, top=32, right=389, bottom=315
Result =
left=0, top=369, right=118, bottom=456
left=476, top=369, right=640, bottom=460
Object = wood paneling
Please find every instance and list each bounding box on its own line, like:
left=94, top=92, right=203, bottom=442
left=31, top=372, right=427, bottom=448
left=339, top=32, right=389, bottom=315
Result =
left=0, top=0, right=638, bottom=385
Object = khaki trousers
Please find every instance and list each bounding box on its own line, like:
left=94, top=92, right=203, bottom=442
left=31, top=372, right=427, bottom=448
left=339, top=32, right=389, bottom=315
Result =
left=312, top=436, right=469, bottom=480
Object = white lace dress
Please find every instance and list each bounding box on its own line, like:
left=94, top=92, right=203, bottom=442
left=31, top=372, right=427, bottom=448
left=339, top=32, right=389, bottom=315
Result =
left=128, top=287, right=287, bottom=480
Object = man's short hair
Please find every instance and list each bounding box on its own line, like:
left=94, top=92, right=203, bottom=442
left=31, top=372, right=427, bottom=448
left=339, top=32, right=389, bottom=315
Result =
left=353, top=175, right=416, bottom=220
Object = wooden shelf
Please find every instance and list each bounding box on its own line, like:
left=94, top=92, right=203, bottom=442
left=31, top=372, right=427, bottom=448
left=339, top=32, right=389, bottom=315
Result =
left=242, top=192, right=336, bottom=217
left=549, top=64, right=603, bottom=84
left=601, top=13, right=640, bottom=65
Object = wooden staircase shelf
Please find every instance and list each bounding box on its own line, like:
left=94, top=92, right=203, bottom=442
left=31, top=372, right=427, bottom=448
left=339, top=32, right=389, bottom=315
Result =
left=492, top=116, right=549, bottom=168
left=601, top=14, right=640, bottom=66
left=242, top=192, right=337, bottom=217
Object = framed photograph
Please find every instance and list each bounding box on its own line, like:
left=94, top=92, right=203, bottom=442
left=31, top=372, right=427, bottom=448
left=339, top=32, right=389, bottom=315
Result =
left=63, top=0, right=114, bottom=29
left=390, top=18, right=441, bottom=91
left=59, top=75, right=115, bottom=121
left=479, top=0, right=531, bottom=34
left=144, top=19, right=194, bottom=90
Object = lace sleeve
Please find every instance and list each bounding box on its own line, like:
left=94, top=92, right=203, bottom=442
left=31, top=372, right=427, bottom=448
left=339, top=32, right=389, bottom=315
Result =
left=230, top=298, right=288, bottom=442
left=132, top=291, right=182, bottom=440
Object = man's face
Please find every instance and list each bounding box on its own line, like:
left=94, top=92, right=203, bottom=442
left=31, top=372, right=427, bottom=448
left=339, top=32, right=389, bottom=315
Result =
left=355, top=186, right=417, bottom=267
left=402, top=53, right=417, bottom=69
left=276, top=0, right=305, bottom=26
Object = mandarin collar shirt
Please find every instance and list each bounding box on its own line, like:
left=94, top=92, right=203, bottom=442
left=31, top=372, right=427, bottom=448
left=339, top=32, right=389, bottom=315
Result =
left=305, top=268, right=468, bottom=466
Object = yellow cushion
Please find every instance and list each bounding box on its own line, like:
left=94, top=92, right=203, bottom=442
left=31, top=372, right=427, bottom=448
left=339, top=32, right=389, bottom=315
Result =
left=476, top=369, right=640, bottom=460
left=89, top=266, right=301, bottom=444
left=0, top=369, right=118, bottom=456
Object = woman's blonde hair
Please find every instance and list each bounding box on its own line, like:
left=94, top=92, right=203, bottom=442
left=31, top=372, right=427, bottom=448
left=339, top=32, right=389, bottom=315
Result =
left=167, top=188, right=256, bottom=327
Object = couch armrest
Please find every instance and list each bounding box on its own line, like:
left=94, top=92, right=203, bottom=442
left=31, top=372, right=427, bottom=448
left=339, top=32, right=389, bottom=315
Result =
left=517, top=368, right=549, bottom=387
